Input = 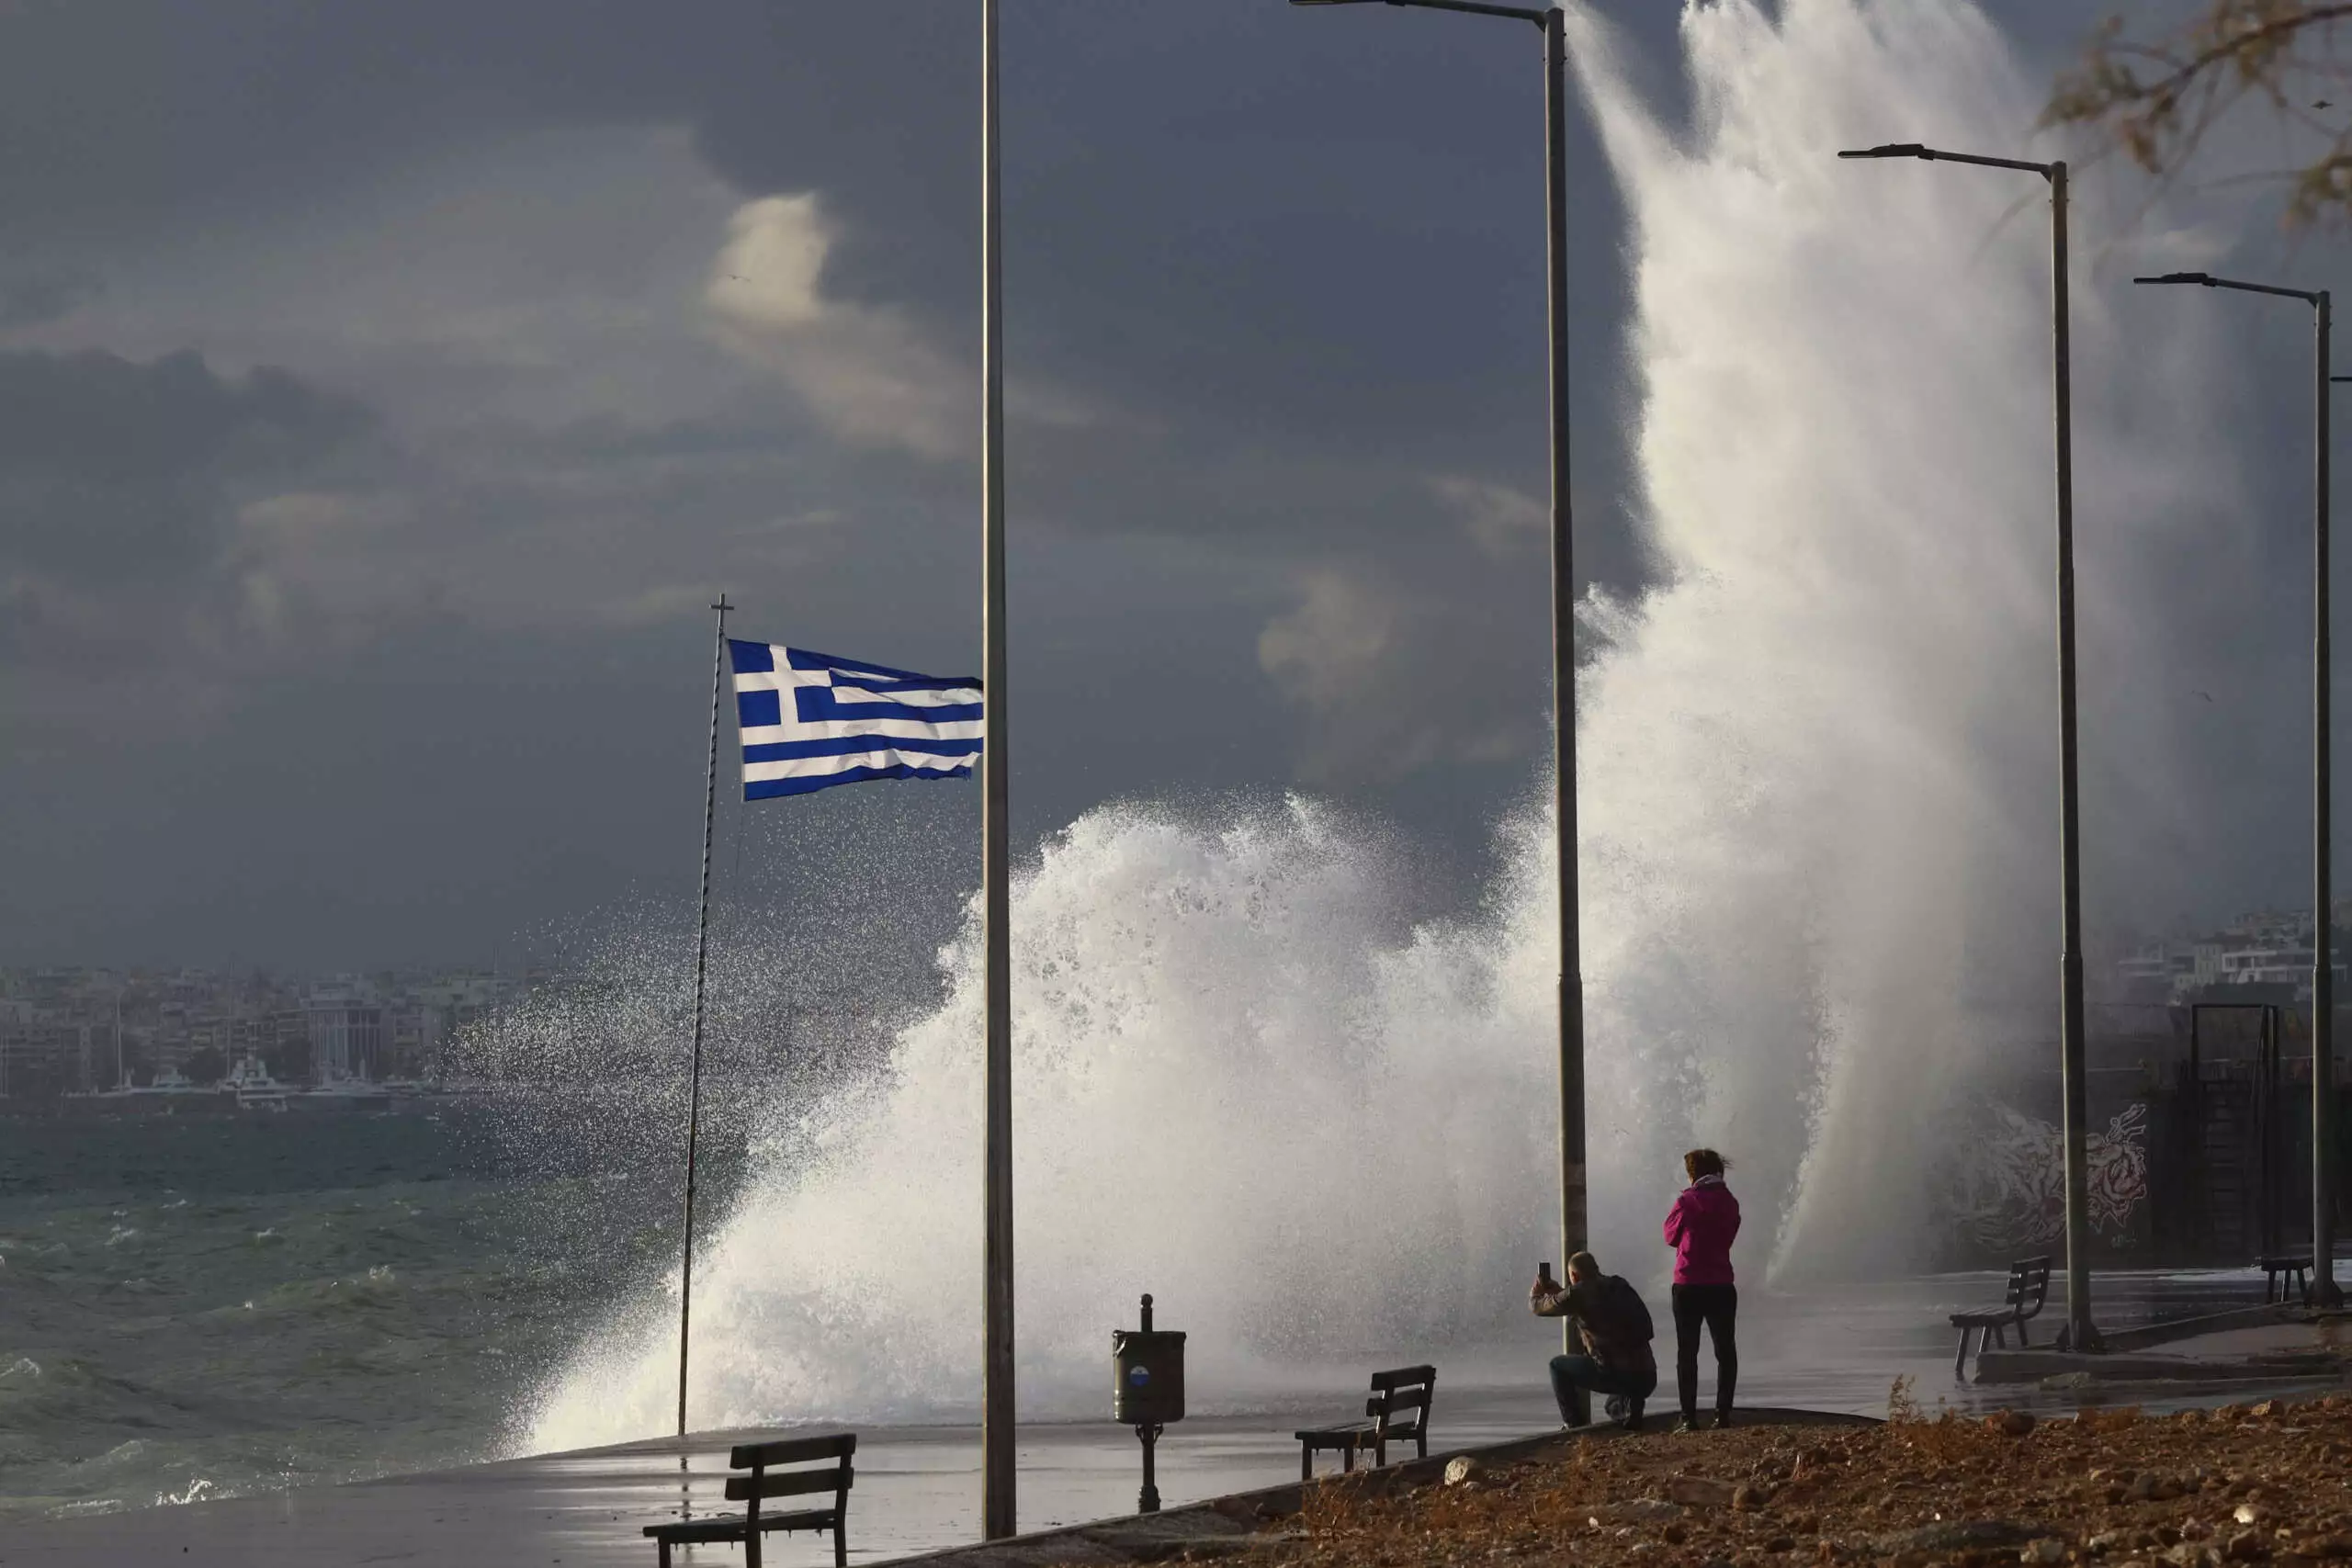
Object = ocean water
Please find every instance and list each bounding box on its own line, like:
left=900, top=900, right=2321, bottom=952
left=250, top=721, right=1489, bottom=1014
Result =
left=0, top=1110, right=695, bottom=1521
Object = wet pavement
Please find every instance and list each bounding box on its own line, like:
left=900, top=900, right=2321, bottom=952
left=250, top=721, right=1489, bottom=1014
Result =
left=0, top=1269, right=2332, bottom=1568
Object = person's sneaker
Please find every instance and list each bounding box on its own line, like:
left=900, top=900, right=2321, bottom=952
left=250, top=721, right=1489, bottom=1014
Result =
left=1674, top=1415, right=1704, bottom=1434
left=1714, top=1409, right=1733, bottom=1429
left=1620, top=1398, right=1645, bottom=1433
left=1603, top=1395, right=1628, bottom=1423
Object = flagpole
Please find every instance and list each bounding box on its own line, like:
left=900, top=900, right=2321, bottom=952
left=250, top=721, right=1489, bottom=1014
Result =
left=677, top=592, right=731, bottom=1440
left=980, top=0, right=1017, bottom=1540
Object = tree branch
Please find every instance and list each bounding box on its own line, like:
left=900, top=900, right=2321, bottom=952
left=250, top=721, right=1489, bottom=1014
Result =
left=2050, top=3, right=2352, bottom=224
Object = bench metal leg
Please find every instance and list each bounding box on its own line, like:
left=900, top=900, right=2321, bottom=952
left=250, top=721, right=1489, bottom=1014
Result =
left=1301, top=1444, right=1313, bottom=1483
left=1374, top=1435, right=1387, bottom=1469
left=835, top=1524, right=848, bottom=1568
left=1340, top=1443, right=1355, bottom=1474
left=1953, top=1327, right=1973, bottom=1380
left=2015, top=1318, right=2030, bottom=1348
left=656, top=1543, right=671, bottom=1568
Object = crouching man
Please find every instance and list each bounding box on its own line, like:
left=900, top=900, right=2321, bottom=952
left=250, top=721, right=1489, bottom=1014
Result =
left=1531, top=1250, right=1657, bottom=1431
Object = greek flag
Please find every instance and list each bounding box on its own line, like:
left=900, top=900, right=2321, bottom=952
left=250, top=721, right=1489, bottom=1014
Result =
left=729, top=640, right=983, bottom=800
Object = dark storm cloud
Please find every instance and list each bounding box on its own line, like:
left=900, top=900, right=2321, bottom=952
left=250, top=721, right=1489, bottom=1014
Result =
left=0, top=350, right=368, bottom=569
left=0, top=350, right=372, bottom=677
left=0, top=4, right=962, bottom=261
left=0, top=272, right=97, bottom=331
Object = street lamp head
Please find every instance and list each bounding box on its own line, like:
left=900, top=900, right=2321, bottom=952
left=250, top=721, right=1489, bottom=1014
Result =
left=2133, top=272, right=2216, bottom=287
left=1837, top=143, right=1931, bottom=160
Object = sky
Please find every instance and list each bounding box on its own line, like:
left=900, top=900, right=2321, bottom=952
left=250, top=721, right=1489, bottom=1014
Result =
left=0, top=0, right=2332, bottom=971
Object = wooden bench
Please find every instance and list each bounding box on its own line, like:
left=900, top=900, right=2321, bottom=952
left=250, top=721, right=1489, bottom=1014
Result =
left=1295, top=1365, right=1434, bottom=1480
left=1949, top=1256, right=2052, bottom=1378
left=643, top=1433, right=854, bottom=1568
left=2262, top=1254, right=2313, bottom=1304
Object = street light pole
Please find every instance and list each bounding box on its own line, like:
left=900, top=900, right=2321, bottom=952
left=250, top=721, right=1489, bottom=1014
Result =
left=2049, top=164, right=2096, bottom=1357
left=2323, top=296, right=2339, bottom=1312
left=2139, top=271, right=2341, bottom=1309
left=1288, top=0, right=1587, bottom=1409
left=1838, top=144, right=2102, bottom=1353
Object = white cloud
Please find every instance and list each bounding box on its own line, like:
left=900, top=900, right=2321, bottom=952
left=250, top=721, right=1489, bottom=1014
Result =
left=1257, top=569, right=1400, bottom=719
left=705, top=194, right=968, bottom=460
left=1426, top=474, right=1549, bottom=558
left=230, top=490, right=431, bottom=648
left=1257, top=566, right=1527, bottom=781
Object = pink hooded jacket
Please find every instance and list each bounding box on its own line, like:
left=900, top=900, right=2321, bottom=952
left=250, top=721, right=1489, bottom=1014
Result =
left=1663, top=1175, right=1741, bottom=1286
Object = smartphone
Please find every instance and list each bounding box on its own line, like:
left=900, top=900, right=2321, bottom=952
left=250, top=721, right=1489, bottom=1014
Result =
left=1537, top=1261, right=1555, bottom=1289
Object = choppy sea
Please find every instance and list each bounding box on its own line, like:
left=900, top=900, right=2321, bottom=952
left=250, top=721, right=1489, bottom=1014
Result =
left=0, top=1107, right=703, bottom=1523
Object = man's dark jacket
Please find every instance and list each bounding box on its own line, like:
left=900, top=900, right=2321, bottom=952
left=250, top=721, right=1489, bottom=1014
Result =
left=1533, top=1273, right=1657, bottom=1381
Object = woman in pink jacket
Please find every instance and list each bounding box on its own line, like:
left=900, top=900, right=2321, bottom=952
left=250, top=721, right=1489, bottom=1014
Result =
left=1662, top=1148, right=1740, bottom=1431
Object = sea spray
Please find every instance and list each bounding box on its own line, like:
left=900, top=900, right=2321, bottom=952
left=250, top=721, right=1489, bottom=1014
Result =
left=1564, top=0, right=2249, bottom=1276
left=526, top=0, right=2256, bottom=1446
left=527, top=795, right=1567, bottom=1444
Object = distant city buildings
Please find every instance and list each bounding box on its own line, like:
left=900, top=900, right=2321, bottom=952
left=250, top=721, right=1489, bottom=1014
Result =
left=0, top=964, right=535, bottom=1099
left=2109, top=902, right=2352, bottom=1006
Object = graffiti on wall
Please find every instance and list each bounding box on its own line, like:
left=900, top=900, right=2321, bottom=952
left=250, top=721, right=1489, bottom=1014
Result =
left=1943, top=1101, right=2150, bottom=1255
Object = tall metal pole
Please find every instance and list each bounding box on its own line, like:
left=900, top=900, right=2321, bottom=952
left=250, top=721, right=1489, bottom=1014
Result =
left=2317, top=292, right=2341, bottom=1307
left=677, top=592, right=731, bottom=1438
left=980, top=0, right=1018, bottom=1539
left=2047, top=164, right=2099, bottom=1354
left=1541, top=5, right=1588, bottom=1410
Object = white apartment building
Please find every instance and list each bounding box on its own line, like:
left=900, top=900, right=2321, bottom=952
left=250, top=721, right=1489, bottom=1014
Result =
left=304, top=977, right=384, bottom=1081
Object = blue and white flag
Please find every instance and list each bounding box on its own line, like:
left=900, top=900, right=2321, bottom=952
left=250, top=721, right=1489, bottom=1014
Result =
left=728, top=640, right=983, bottom=800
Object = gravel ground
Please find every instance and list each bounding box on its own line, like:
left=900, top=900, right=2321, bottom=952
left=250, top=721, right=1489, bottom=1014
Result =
left=1256, top=1395, right=2352, bottom=1568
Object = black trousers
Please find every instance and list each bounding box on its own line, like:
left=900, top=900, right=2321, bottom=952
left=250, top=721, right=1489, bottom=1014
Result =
left=1671, top=1282, right=1737, bottom=1419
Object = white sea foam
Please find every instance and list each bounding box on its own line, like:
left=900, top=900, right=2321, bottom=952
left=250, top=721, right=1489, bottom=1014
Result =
left=525, top=0, right=2248, bottom=1449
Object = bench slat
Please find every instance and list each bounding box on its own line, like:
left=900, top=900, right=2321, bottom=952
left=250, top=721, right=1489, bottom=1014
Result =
left=725, top=1466, right=854, bottom=1503
left=1368, top=1389, right=1430, bottom=1416
left=647, top=1519, right=753, bottom=1545
left=1295, top=1421, right=1376, bottom=1441
left=1368, top=1365, right=1436, bottom=1392
left=647, top=1507, right=839, bottom=1543
left=729, top=1432, right=856, bottom=1471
